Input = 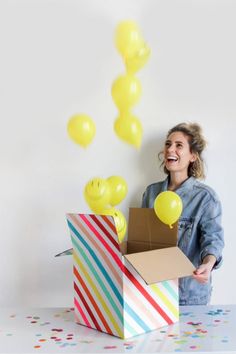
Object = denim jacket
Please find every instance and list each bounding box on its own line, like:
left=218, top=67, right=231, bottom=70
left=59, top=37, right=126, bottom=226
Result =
left=142, top=177, right=224, bottom=305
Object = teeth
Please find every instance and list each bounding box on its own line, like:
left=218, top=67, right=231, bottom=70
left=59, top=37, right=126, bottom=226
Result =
left=167, top=156, right=178, bottom=161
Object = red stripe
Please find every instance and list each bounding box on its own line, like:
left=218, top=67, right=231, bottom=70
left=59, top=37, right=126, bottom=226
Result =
left=124, top=266, right=173, bottom=325
left=79, top=214, right=124, bottom=271
left=76, top=214, right=172, bottom=326
left=74, top=266, right=113, bottom=335
left=74, top=297, right=91, bottom=328
left=74, top=282, right=102, bottom=332
left=90, top=214, right=120, bottom=251
left=101, top=214, right=117, bottom=234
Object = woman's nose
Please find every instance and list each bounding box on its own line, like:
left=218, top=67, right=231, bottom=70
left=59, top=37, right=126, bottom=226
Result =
left=166, top=144, right=174, bottom=152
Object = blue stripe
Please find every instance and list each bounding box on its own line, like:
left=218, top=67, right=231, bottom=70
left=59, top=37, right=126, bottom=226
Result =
left=72, top=233, right=141, bottom=335
left=162, top=280, right=178, bottom=302
left=123, top=319, right=139, bottom=337
left=68, top=220, right=123, bottom=306
left=124, top=303, right=150, bottom=332
left=68, top=219, right=151, bottom=334
left=71, top=236, right=123, bottom=325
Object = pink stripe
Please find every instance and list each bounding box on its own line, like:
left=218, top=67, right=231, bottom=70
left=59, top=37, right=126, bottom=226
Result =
left=74, top=297, right=91, bottom=328
left=124, top=265, right=173, bottom=324
left=70, top=214, right=122, bottom=288
left=80, top=214, right=124, bottom=271
left=123, top=282, right=162, bottom=328
left=90, top=214, right=120, bottom=251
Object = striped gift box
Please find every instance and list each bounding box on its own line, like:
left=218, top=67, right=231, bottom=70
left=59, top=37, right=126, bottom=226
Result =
left=66, top=209, right=187, bottom=339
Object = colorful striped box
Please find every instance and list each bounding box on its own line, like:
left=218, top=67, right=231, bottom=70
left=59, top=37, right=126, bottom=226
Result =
left=66, top=208, right=194, bottom=338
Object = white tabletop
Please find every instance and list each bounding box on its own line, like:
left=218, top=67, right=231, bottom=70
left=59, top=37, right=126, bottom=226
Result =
left=0, top=305, right=235, bottom=353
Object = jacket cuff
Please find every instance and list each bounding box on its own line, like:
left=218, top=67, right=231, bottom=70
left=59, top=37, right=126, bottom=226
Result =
left=200, top=249, right=223, bottom=270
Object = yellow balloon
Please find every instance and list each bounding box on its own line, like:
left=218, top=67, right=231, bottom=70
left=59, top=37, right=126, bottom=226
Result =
left=111, top=74, right=142, bottom=112
left=115, top=20, right=144, bottom=59
left=125, top=43, right=151, bottom=74
left=114, top=113, right=143, bottom=148
left=84, top=178, right=111, bottom=213
left=86, top=199, right=108, bottom=214
left=107, top=176, right=128, bottom=206
left=154, top=191, right=183, bottom=228
left=102, top=208, right=127, bottom=243
left=67, top=114, right=96, bottom=147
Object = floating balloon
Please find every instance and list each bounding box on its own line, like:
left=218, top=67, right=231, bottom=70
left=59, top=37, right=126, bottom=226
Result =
left=102, top=208, right=127, bottom=243
left=115, top=20, right=144, bottom=59
left=84, top=178, right=111, bottom=213
left=107, top=176, right=128, bottom=206
left=125, top=43, right=151, bottom=74
left=154, top=191, right=183, bottom=228
left=67, top=114, right=96, bottom=148
left=111, top=74, right=142, bottom=112
left=114, top=113, right=143, bottom=148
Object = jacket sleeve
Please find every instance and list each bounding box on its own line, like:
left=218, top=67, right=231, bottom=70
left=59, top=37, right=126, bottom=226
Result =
left=141, top=188, right=148, bottom=208
left=199, top=195, right=224, bottom=269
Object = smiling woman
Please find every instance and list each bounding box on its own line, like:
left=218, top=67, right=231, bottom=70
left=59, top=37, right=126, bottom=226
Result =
left=141, top=123, right=224, bottom=306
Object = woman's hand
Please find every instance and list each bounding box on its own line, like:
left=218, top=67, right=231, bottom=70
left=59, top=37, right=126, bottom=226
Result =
left=192, top=255, right=216, bottom=284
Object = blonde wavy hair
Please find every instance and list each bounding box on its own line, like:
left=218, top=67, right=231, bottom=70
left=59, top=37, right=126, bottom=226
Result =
left=159, top=122, right=207, bottom=179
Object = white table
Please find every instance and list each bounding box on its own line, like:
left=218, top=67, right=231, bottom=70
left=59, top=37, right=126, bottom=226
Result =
left=0, top=305, right=235, bottom=353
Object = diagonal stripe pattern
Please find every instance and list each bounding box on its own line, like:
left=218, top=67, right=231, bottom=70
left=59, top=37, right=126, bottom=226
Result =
left=66, top=213, right=179, bottom=338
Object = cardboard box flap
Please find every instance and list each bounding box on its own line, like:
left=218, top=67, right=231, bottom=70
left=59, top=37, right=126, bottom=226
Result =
left=124, top=246, right=195, bottom=284
left=128, top=208, right=177, bottom=247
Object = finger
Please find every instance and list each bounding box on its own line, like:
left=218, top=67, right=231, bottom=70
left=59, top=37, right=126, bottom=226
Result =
left=194, top=268, right=205, bottom=275
left=192, top=274, right=209, bottom=283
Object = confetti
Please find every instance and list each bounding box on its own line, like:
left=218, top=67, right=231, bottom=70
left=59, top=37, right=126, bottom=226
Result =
left=0, top=306, right=235, bottom=352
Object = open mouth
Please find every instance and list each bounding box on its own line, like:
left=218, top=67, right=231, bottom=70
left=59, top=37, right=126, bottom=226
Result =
left=166, top=156, right=178, bottom=162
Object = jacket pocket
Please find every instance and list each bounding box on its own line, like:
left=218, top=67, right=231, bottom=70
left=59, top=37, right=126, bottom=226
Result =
left=178, top=218, right=193, bottom=254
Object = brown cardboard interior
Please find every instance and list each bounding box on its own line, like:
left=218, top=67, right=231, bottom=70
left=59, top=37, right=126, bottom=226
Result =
left=127, top=241, right=174, bottom=254
left=119, top=241, right=127, bottom=255
left=124, top=246, right=195, bottom=284
left=127, top=208, right=178, bottom=251
left=123, top=208, right=195, bottom=284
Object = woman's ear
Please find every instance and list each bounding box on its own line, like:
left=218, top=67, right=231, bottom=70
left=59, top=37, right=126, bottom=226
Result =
left=190, top=153, right=197, bottom=163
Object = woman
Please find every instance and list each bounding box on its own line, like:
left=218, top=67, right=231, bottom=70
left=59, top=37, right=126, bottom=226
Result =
left=142, top=123, right=224, bottom=305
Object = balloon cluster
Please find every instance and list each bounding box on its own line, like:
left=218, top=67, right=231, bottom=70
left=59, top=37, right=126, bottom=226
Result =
left=65, top=21, right=183, bottom=234
left=111, top=21, right=150, bottom=149
left=84, top=176, right=128, bottom=243
left=154, top=191, right=183, bottom=228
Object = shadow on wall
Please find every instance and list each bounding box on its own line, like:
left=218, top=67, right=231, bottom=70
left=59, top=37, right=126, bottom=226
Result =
left=129, top=131, right=166, bottom=207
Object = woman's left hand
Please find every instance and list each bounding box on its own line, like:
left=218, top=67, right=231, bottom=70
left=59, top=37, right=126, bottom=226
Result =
left=192, top=255, right=216, bottom=284
left=192, top=264, right=212, bottom=284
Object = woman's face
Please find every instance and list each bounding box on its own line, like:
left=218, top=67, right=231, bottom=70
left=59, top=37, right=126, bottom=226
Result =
left=164, top=131, right=196, bottom=175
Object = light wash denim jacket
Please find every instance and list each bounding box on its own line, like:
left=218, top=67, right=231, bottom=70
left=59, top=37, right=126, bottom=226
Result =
left=142, top=176, right=224, bottom=305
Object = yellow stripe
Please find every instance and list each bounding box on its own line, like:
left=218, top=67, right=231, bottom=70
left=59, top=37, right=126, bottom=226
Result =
left=150, top=283, right=179, bottom=319
left=73, top=252, right=123, bottom=337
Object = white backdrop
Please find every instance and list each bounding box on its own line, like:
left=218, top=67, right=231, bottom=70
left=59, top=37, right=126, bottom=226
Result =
left=0, top=0, right=235, bottom=307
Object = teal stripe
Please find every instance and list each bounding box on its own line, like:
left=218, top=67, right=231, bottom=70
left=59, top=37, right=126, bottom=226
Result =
left=124, top=303, right=150, bottom=332
left=73, top=233, right=147, bottom=335
left=69, top=221, right=151, bottom=334
left=123, top=319, right=138, bottom=337
left=162, top=280, right=178, bottom=302
left=71, top=236, right=123, bottom=324
left=69, top=220, right=123, bottom=305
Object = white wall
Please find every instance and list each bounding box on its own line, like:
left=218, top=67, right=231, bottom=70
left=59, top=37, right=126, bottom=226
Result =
left=0, top=0, right=235, bottom=307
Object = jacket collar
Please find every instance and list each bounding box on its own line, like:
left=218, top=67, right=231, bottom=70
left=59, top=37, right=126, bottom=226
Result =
left=162, top=176, right=197, bottom=193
